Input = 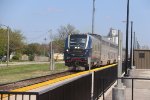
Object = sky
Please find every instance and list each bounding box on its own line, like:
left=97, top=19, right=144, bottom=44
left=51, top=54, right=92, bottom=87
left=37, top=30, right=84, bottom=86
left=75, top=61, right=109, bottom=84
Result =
left=0, top=0, right=150, bottom=47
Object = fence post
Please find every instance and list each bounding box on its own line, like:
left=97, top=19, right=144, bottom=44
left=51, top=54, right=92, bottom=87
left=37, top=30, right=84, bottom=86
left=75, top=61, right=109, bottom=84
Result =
left=102, top=78, right=105, bottom=100
left=88, top=57, right=91, bottom=70
left=36, top=94, right=40, bottom=100
left=132, top=79, right=134, bottom=100
left=91, top=71, right=94, bottom=100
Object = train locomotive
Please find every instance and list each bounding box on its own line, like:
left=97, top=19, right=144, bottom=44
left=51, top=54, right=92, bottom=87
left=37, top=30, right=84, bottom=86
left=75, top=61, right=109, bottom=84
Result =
left=64, top=33, right=118, bottom=70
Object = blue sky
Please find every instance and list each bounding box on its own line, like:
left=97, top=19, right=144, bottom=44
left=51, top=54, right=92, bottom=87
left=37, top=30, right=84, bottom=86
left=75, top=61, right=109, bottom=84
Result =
left=0, top=0, right=150, bottom=47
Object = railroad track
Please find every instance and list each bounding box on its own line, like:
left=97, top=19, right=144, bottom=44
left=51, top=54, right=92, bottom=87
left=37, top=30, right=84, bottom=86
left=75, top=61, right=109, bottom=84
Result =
left=0, top=70, right=77, bottom=91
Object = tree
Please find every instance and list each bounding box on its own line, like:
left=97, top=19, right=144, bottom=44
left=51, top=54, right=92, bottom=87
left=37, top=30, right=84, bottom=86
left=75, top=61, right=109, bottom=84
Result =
left=23, top=43, right=41, bottom=56
left=23, top=43, right=50, bottom=61
left=9, top=30, right=25, bottom=54
left=23, top=43, right=49, bottom=56
left=53, top=24, right=79, bottom=53
left=57, top=24, right=79, bottom=40
left=0, top=28, right=6, bottom=57
left=0, top=28, right=25, bottom=57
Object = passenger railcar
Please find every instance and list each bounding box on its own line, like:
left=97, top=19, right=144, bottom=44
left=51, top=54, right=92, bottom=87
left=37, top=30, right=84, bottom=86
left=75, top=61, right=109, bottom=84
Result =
left=64, top=33, right=118, bottom=70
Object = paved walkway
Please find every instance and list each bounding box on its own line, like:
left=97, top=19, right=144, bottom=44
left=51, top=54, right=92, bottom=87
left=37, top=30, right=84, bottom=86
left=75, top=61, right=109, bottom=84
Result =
left=99, top=69, right=150, bottom=100
left=0, top=61, right=64, bottom=67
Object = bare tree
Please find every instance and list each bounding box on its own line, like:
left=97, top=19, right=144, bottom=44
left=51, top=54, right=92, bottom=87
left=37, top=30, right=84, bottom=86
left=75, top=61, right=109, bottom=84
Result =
left=57, top=24, right=79, bottom=40
left=53, top=24, right=79, bottom=53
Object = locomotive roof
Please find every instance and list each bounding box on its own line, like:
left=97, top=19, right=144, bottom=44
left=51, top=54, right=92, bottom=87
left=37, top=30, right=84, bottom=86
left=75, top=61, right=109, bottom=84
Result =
left=88, top=33, right=102, bottom=40
left=89, top=33, right=118, bottom=46
left=68, top=33, right=118, bottom=46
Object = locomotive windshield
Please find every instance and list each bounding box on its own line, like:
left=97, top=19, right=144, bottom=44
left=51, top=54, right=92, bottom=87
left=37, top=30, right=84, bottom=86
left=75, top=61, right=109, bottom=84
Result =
left=69, top=35, right=87, bottom=49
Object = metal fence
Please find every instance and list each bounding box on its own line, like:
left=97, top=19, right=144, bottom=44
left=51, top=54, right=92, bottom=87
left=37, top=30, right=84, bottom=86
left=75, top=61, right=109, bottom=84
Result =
left=0, top=74, right=92, bottom=100
left=119, top=77, right=150, bottom=100
left=93, top=65, right=117, bottom=100
left=0, top=91, right=38, bottom=100
left=38, top=74, right=92, bottom=100
left=0, top=64, right=121, bottom=100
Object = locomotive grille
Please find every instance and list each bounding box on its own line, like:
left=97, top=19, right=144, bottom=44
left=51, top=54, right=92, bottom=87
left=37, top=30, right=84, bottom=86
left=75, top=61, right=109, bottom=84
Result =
left=70, top=49, right=84, bottom=57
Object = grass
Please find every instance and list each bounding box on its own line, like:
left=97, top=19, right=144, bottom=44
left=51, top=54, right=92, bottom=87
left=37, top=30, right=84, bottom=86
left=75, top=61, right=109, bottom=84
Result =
left=0, top=63, right=68, bottom=84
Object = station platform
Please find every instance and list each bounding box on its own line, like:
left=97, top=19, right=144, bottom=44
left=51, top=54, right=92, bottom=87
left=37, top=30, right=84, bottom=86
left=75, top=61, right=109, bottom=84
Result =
left=99, top=69, right=150, bottom=100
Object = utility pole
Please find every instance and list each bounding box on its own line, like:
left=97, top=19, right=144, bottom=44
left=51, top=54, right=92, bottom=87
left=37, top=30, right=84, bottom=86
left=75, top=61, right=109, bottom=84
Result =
left=112, top=30, right=125, bottom=100
left=7, top=27, right=10, bottom=67
left=52, top=49, right=55, bottom=70
left=92, top=0, right=95, bottom=34
left=49, top=30, right=53, bottom=70
left=133, top=32, right=135, bottom=66
left=125, top=0, right=130, bottom=76
left=50, top=41, right=53, bottom=70
left=117, top=30, right=123, bottom=87
left=130, top=21, right=133, bottom=68
left=44, top=37, right=47, bottom=56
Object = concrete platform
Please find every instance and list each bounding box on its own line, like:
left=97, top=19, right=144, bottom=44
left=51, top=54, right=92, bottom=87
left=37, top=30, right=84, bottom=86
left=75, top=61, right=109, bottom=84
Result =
left=99, top=69, right=150, bottom=100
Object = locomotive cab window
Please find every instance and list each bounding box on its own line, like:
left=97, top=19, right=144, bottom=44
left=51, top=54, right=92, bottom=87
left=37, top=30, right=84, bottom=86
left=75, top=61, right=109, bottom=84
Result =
left=69, top=35, right=87, bottom=49
left=139, top=53, right=145, bottom=58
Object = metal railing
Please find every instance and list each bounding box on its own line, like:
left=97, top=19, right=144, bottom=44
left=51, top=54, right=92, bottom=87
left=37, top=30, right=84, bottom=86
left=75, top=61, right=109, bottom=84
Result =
left=0, top=64, right=121, bottom=100
left=0, top=91, right=39, bottom=100
left=37, top=74, right=92, bottom=100
left=118, top=77, right=150, bottom=100
left=93, top=65, right=117, bottom=100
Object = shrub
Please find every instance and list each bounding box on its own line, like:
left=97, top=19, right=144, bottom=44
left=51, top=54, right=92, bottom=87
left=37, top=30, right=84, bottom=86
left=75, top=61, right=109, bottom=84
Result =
left=12, top=55, right=19, bottom=60
left=29, top=55, right=34, bottom=61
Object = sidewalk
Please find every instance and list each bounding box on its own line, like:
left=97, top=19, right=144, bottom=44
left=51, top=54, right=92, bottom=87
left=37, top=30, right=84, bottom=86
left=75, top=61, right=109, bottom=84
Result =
left=0, top=61, right=64, bottom=67
left=99, top=69, right=150, bottom=100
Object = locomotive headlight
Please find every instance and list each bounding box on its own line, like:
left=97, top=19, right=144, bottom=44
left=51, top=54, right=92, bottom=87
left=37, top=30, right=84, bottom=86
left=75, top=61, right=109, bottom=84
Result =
left=66, top=49, right=69, bottom=52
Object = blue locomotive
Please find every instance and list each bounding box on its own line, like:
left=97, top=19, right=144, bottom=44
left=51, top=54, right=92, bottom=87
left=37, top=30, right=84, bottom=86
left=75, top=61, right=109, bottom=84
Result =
left=64, top=33, right=118, bottom=70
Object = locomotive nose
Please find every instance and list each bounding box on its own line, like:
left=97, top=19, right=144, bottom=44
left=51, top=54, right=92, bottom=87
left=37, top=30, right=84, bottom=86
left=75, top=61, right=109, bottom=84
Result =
left=75, top=61, right=79, bottom=66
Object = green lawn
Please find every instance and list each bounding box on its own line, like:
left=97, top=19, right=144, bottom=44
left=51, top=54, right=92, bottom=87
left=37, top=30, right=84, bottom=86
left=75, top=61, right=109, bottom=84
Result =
left=0, top=63, right=68, bottom=84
